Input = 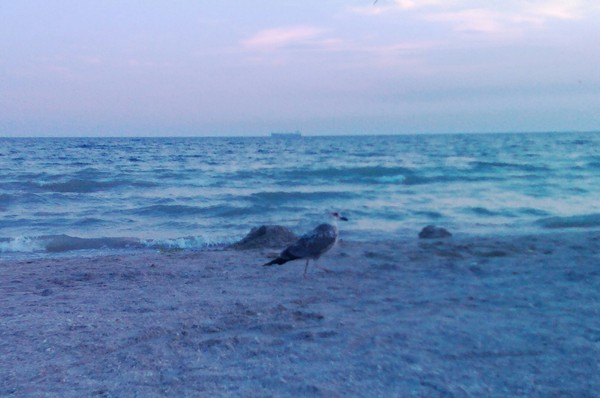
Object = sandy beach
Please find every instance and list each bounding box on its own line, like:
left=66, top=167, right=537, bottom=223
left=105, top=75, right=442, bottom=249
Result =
left=1, top=230, right=599, bottom=397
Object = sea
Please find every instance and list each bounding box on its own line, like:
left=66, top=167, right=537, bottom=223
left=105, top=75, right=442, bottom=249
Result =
left=1, top=132, right=600, bottom=257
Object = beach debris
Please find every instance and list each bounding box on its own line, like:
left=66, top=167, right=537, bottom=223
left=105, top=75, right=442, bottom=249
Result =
left=418, top=225, right=452, bottom=239
left=263, top=212, right=348, bottom=276
left=230, top=225, right=297, bottom=250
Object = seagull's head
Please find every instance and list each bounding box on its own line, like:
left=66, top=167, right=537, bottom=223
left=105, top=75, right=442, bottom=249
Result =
left=331, top=212, right=349, bottom=222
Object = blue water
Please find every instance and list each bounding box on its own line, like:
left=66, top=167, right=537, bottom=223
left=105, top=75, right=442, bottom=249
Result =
left=1, top=133, right=600, bottom=255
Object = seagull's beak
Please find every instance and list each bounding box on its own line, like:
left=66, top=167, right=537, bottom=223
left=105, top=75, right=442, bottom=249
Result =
left=340, top=216, right=349, bottom=221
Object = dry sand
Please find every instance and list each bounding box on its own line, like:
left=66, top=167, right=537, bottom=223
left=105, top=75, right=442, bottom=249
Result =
left=1, top=231, right=599, bottom=397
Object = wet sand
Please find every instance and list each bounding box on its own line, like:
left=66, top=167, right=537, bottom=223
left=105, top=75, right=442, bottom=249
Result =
left=1, top=231, right=599, bottom=397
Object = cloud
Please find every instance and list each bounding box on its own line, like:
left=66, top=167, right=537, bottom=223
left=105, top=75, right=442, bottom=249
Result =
left=351, top=0, right=449, bottom=15
left=242, top=26, right=327, bottom=50
left=391, top=0, right=451, bottom=10
left=525, top=0, right=584, bottom=21
left=351, top=0, right=592, bottom=36
left=242, top=25, right=434, bottom=68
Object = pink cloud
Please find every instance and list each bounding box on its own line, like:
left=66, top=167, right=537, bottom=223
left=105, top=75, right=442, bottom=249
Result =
left=242, top=26, right=327, bottom=50
left=351, top=0, right=591, bottom=36
left=526, top=1, right=584, bottom=20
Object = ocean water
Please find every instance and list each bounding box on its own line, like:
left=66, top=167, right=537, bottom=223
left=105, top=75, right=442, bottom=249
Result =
left=1, top=132, right=600, bottom=256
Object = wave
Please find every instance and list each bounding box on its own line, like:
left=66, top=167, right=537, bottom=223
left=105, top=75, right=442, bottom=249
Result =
left=40, top=179, right=119, bottom=193
left=0, top=234, right=231, bottom=254
left=128, top=202, right=309, bottom=219
left=236, top=164, right=513, bottom=187
left=39, top=179, right=118, bottom=193
left=129, top=204, right=211, bottom=217
left=517, top=208, right=550, bottom=217
left=414, top=210, right=444, bottom=219
left=280, top=166, right=499, bottom=186
left=470, top=161, right=548, bottom=173
left=464, top=207, right=510, bottom=217
left=461, top=206, right=552, bottom=219
left=536, top=213, right=600, bottom=229
left=210, top=205, right=299, bottom=217
left=402, top=174, right=496, bottom=186
left=587, top=161, right=600, bottom=169
left=250, top=190, right=355, bottom=203
left=0, top=236, right=48, bottom=253
left=71, top=217, right=107, bottom=227
left=282, top=166, right=413, bottom=181
left=142, top=236, right=233, bottom=251
left=44, top=235, right=145, bottom=253
left=39, top=179, right=157, bottom=193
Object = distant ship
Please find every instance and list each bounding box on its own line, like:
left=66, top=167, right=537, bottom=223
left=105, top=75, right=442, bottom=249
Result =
left=271, top=131, right=302, bottom=138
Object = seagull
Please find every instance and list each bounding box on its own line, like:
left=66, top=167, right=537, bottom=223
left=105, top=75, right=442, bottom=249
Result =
left=263, top=212, right=348, bottom=276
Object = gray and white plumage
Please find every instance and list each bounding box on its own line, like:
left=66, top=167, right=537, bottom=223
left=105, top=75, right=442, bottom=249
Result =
left=263, top=213, right=348, bottom=275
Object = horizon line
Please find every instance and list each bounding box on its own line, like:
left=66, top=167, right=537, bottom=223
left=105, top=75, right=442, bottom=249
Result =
left=1, top=130, right=600, bottom=139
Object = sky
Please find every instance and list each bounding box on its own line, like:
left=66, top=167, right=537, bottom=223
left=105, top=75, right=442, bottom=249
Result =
left=1, top=0, right=600, bottom=136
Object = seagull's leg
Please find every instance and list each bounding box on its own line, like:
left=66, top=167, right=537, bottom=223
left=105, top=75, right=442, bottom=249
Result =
left=304, top=259, right=310, bottom=277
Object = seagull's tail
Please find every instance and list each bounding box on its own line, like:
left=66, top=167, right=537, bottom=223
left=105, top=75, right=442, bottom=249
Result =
left=263, top=257, right=290, bottom=266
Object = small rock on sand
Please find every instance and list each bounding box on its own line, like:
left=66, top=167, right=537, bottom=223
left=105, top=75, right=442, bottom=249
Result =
left=230, top=225, right=298, bottom=250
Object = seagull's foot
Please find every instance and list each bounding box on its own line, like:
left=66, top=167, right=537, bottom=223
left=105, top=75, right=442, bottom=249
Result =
left=315, top=265, right=333, bottom=273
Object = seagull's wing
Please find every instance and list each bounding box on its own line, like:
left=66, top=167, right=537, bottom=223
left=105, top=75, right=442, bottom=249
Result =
left=286, top=224, right=337, bottom=259
left=263, top=223, right=339, bottom=267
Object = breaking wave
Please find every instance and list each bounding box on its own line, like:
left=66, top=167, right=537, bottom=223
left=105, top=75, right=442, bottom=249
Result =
left=0, top=234, right=232, bottom=254
left=536, top=214, right=600, bottom=229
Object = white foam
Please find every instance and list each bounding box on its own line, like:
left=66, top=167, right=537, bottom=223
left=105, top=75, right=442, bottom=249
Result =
left=141, top=235, right=236, bottom=251
left=0, top=236, right=47, bottom=253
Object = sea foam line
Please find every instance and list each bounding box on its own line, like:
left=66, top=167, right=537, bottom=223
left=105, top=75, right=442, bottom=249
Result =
left=0, top=234, right=235, bottom=254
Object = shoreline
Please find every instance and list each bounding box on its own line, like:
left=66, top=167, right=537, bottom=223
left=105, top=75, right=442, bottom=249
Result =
left=2, top=224, right=600, bottom=260
left=2, top=230, right=599, bottom=396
